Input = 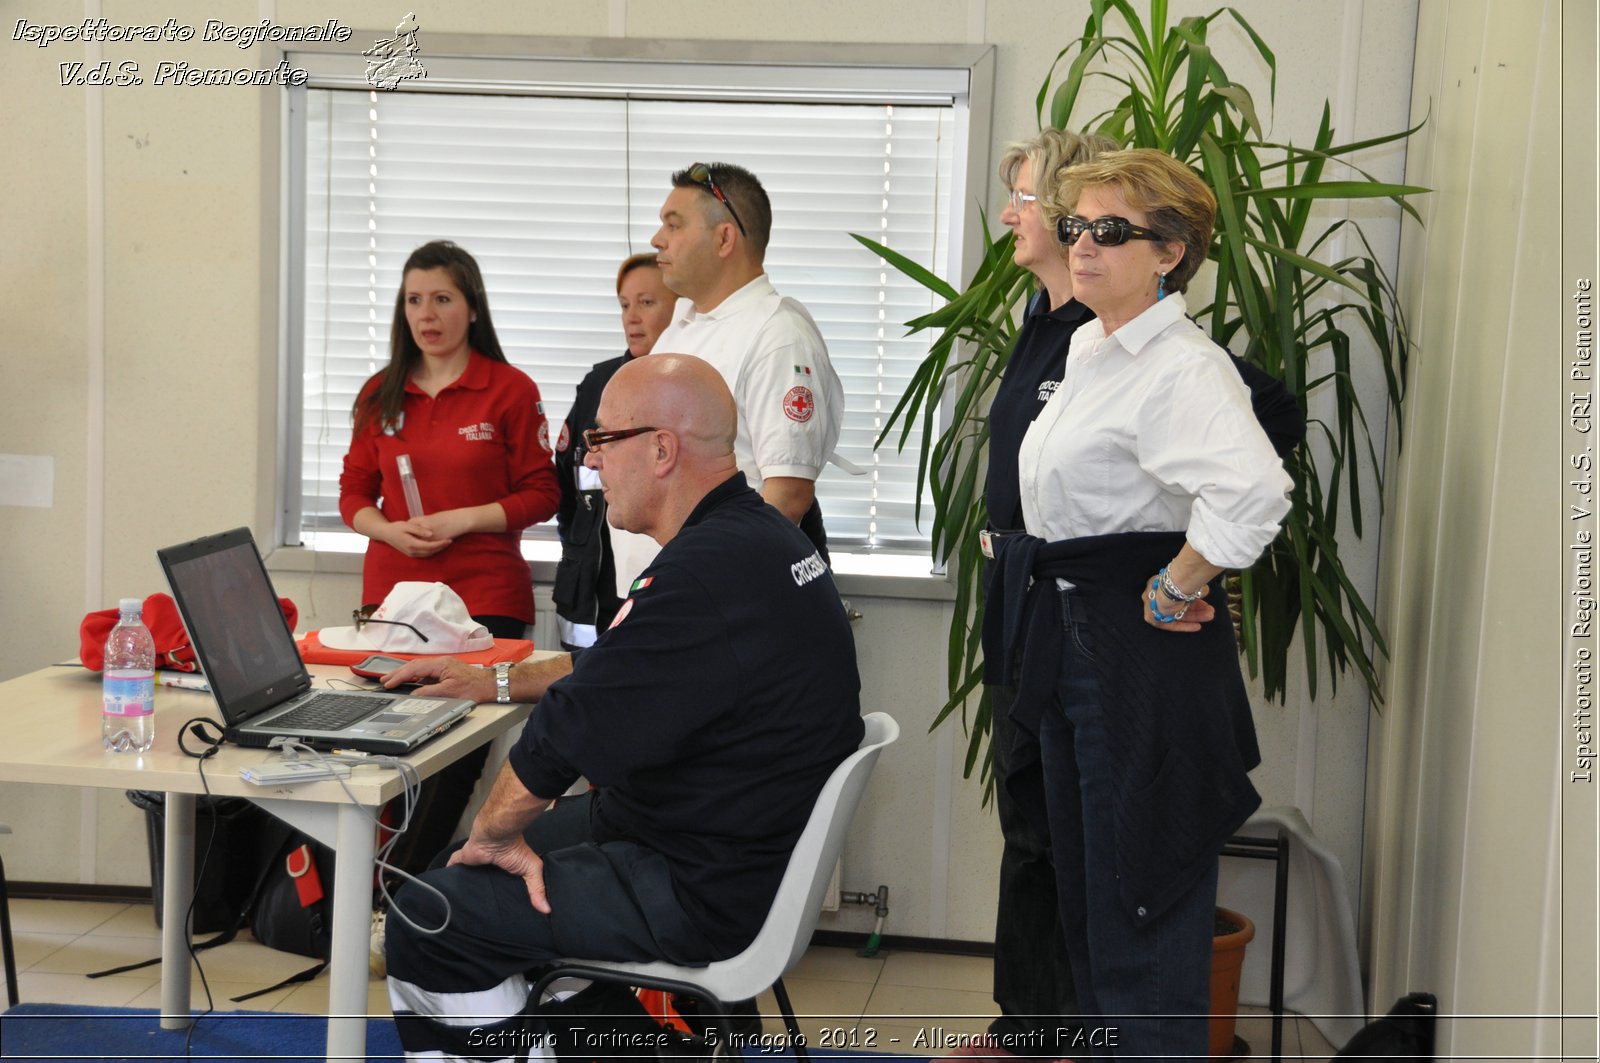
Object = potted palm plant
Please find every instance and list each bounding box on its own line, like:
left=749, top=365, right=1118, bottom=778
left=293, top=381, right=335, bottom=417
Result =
left=853, top=0, right=1428, bottom=790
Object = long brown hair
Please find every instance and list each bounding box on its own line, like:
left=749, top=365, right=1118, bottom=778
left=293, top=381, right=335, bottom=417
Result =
left=353, top=241, right=509, bottom=435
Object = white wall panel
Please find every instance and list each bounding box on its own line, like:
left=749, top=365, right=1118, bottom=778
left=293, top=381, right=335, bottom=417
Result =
left=1365, top=0, right=1581, bottom=1055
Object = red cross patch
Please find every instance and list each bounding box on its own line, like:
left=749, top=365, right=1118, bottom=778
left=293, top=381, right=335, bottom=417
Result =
left=555, top=422, right=571, bottom=453
left=783, top=386, right=815, bottom=423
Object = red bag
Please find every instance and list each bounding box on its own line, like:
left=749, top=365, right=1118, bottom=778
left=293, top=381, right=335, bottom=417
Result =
left=79, top=592, right=299, bottom=672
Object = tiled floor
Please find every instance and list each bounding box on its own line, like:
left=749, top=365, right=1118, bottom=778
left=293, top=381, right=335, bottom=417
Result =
left=6, top=897, right=1337, bottom=1059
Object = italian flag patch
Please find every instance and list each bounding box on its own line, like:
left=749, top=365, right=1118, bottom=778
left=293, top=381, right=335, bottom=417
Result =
left=630, top=576, right=654, bottom=592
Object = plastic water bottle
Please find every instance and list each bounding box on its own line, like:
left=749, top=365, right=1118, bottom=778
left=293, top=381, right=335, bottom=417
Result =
left=103, top=598, right=156, bottom=753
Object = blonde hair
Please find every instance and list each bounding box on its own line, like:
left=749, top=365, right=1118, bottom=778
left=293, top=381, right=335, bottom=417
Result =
left=997, top=128, right=1120, bottom=215
left=1053, top=149, right=1217, bottom=294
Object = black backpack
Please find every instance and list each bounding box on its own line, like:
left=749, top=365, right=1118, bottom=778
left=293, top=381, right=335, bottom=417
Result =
left=1336, top=992, right=1438, bottom=1060
left=93, top=794, right=338, bottom=1000
left=233, top=833, right=337, bottom=1000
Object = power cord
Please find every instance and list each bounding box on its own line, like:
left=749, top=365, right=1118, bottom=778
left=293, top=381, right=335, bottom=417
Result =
left=164, top=721, right=452, bottom=1061
left=176, top=716, right=226, bottom=1059
left=266, top=738, right=454, bottom=937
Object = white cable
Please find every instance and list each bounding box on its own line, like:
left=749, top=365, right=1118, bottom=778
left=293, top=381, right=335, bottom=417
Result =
left=270, top=738, right=453, bottom=936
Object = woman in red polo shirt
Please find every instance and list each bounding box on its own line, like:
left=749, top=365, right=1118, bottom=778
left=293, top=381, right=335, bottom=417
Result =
left=340, top=240, right=559, bottom=638
left=340, top=241, right=559, bottom=888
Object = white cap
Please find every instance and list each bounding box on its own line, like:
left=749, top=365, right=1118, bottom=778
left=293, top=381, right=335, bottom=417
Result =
left=317, top=582, right=495, bottom=654
left=119, top=598, right=143, bottom=614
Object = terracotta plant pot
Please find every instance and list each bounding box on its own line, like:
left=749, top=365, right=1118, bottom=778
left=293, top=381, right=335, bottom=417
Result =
left=1210, top=906, right=1256, bottom=1058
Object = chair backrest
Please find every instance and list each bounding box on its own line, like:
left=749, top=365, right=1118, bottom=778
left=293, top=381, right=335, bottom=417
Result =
left=695, top=712, right=898, bottom=997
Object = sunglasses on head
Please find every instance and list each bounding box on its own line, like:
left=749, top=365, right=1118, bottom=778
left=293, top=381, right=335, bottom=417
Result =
left=582, top=425, right=657, bottom=452
left=1056, top=214, right=1168, bottom=247
left=686, top=162, right=747, bottom=237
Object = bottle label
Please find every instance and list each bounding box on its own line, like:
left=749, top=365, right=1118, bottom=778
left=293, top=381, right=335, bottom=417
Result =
left=104, top=671, right=155, bottom=717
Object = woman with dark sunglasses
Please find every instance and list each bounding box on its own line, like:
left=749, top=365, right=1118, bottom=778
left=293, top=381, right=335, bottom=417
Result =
left=983, top=149, right=1293, bottom=1058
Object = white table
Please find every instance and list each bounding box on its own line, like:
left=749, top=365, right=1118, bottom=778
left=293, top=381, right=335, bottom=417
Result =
left=0, top=660, right=547, bottom=1061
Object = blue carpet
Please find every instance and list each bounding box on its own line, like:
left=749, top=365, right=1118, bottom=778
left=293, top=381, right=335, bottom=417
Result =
left=1, top=1003, right=926, bottom=1061
left=1, top=1003, right=404, bottom=1061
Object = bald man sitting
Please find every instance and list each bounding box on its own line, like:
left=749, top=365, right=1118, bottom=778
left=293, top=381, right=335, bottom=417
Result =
left=379, top=355, right=864, bottom=1062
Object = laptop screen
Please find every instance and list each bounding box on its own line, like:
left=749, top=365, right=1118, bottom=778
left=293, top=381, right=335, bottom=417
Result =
left=158, top=527, right=310, bottom=725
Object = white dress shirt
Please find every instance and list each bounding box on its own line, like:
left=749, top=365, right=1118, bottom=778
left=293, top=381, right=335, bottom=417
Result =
left=610, top=274, right=845, bottom=595
left=1016, top=293, right=1292, bottom=569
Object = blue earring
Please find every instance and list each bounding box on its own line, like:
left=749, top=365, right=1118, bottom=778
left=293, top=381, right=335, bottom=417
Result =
left=1157, top=273, right=1167, bottom=300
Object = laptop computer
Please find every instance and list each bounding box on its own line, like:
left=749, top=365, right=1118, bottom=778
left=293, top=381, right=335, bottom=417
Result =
left=157, top=527, right=476, bottom=755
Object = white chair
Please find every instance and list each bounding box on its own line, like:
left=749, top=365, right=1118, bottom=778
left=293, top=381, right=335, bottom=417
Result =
left=527, top=712, right=899, bottom=1059
left=1, top=822, right=17, bottom=1007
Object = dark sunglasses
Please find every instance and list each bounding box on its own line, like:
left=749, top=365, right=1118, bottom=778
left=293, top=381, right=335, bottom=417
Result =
left=1056, top=214, right=1168, bottom=247
left=582, top=425, right=657, bottom=452
left=351, top=606, right=429, bottom=643
left=686, top=162, right=747, bottom=237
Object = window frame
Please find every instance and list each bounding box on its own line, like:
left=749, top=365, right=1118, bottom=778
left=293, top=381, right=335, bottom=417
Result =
left=267, top=33, right=995, bottom=582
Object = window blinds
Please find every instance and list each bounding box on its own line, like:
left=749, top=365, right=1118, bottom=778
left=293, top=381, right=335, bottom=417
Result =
left=295, top=87, right=953, bottom=551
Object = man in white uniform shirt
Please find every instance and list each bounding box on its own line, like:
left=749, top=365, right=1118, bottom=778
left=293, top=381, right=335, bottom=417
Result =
left=610, top=162, right=843, bottom=590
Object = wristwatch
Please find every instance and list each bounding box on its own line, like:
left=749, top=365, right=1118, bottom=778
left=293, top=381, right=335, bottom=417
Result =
left=493, top=661, right=512, bottom=704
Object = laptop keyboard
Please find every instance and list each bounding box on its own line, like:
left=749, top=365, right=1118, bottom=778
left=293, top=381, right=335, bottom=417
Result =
left=272, top=692, right=394, bottom=731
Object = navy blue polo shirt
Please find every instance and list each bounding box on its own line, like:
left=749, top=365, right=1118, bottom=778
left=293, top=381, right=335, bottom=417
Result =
left=985, top=291, right=1095, bottom=531
left=509, top=472, right=864, bottom=954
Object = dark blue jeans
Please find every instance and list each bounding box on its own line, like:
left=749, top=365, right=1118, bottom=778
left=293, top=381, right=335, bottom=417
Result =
left=987, top=682, right=1080, bottom=1058
left=385, top=793, right=719, bottom=1059
left=1037, top=586, right=1217, bottom=1060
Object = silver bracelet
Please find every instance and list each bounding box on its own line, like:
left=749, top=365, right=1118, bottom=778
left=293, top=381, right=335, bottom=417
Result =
left=1159, top=565, right=1203, bottom=604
